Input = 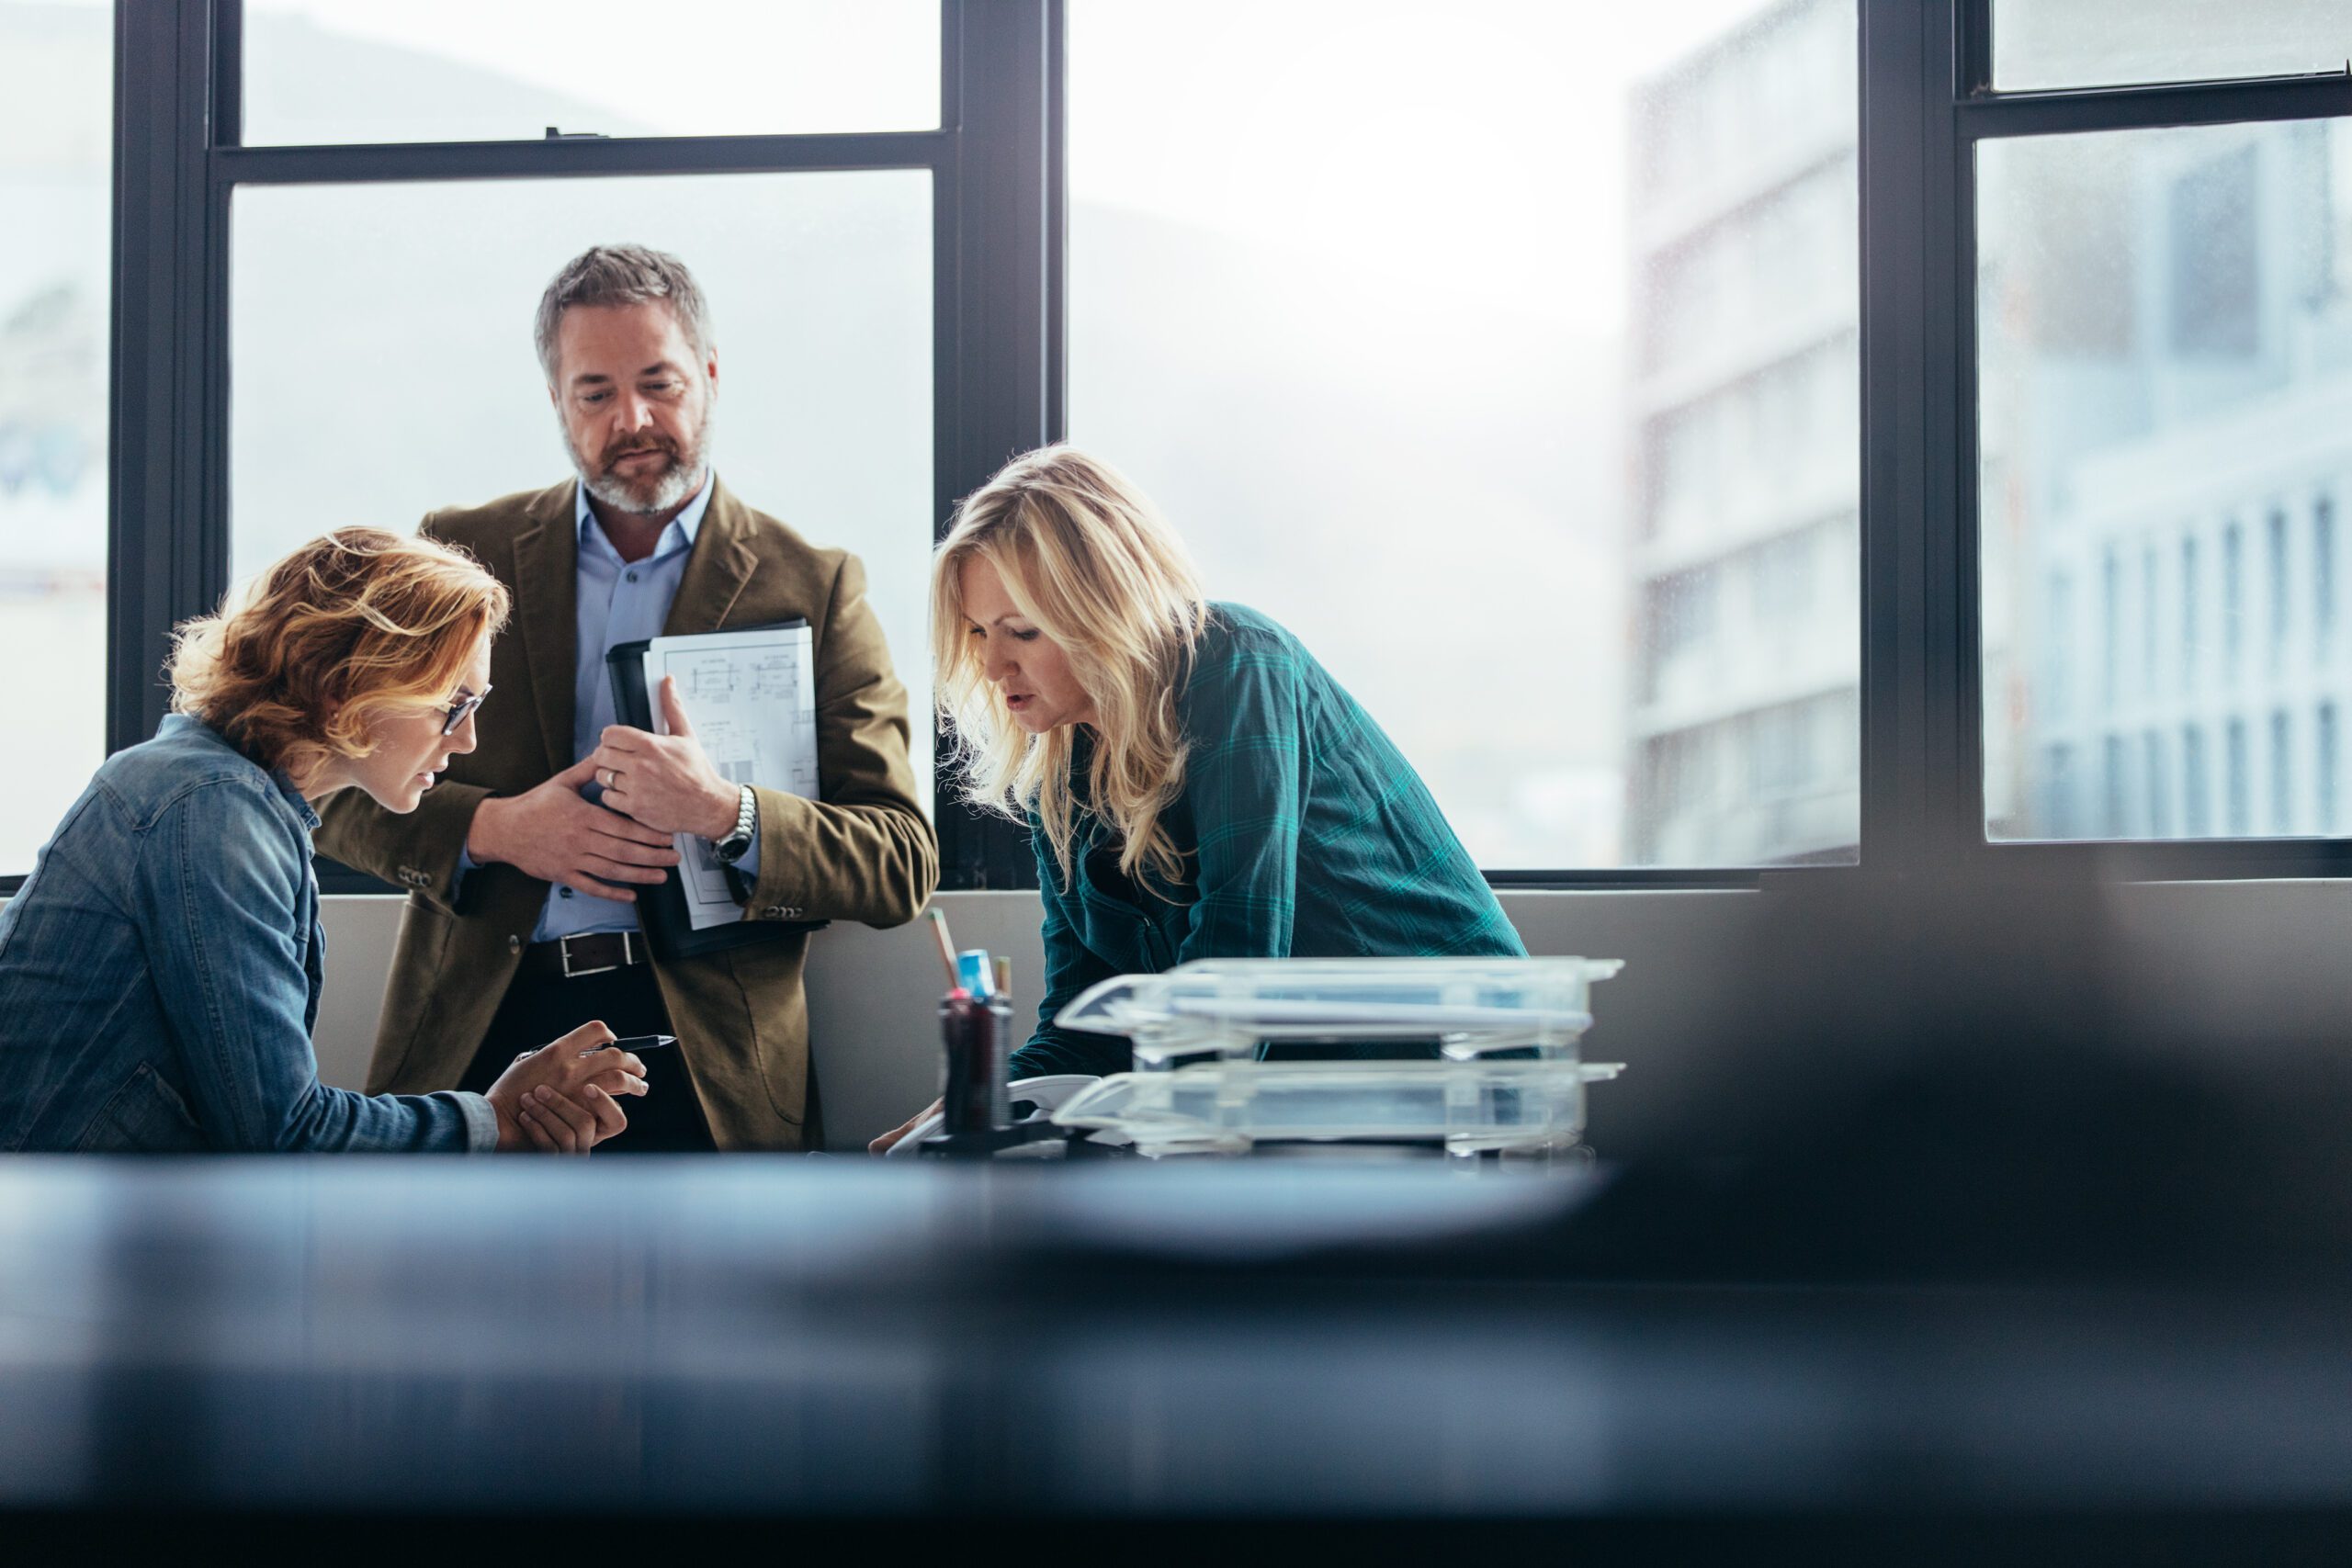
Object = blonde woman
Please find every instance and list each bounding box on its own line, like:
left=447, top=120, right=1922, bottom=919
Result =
left=0, top=529, right=648, bottom=1153
left=873, top=446, right=1522, bottom=1150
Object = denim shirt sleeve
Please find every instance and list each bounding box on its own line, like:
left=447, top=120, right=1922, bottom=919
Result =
left=140, top=783, right=496, bottom=1153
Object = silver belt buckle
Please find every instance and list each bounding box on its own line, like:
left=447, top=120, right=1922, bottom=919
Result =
left=558, top=931, right=628, bottom=979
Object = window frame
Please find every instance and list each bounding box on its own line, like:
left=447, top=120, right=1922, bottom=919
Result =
left=19, top=0, right=2352, bottom=905
left=95, top=0, right=1054, bottom=898
left=1939, top=0, right=2352, bottom=882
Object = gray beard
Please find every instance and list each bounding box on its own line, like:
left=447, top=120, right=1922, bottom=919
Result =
left=566, top=407, right=716, bottom=517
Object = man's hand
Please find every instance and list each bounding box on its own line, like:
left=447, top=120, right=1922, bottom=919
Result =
left=592, top=676, right=741, bottom=841
left=869, top=1098, right=942, bottom=1156
left=466, top=754, right=682, bottom=903
left=483, top=1021, right=650, bottom=1154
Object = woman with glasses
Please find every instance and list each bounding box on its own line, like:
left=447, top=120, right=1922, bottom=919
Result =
left=872, top=446, right=1522, bottom=1151
left=0, top=528, right=648, bottom=1153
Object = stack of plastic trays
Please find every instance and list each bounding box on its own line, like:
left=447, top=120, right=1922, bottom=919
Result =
left=1046, top=956, right=1623, bottom=1159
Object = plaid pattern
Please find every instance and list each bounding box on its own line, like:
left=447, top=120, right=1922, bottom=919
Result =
left=1011, top=604, right=1524, bottom=1079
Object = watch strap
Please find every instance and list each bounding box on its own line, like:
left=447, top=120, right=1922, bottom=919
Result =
left=714, top=784, right=758, bottom=863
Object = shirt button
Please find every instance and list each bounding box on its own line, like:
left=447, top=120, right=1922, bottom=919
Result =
left=507, top=935, right=522, bottom=954
left=560, top=887, right=573, bottom=899
left=626, top=570, right=639, bottom=583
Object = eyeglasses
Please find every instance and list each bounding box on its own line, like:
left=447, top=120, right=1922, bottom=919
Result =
left=438, top=685, right=491, bottom=736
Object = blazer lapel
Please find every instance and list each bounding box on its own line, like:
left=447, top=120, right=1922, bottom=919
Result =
left=664, top=475, right=760, bottom=636
left=510, top=484, right=582, bottom=776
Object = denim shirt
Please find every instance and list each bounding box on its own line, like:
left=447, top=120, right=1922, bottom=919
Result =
left=0, top=715, right=497, bottom=1153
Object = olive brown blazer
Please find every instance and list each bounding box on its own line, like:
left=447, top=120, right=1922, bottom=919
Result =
left=314, top=478, right=938, bottom=1150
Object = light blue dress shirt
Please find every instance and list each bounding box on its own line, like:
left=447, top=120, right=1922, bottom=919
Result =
left=462, top=472, right=761, bottom=945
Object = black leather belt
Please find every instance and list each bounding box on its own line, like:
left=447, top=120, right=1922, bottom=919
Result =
left=519, top=931, right=649, bottom=982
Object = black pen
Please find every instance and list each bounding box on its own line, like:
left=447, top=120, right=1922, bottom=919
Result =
left=583, top=1033, right=676, bottom=1055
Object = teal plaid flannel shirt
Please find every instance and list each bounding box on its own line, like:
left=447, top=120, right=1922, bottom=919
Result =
left=1009, top=603, right=1525, bottom=1080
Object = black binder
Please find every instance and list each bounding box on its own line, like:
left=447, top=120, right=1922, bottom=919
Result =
left=605, top=622, right=827, bottom=961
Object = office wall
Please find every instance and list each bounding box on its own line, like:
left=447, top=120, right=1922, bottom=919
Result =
left=307, top=883, right=2352, bottom=1154
left=3, top=880, right=2340, bottom=1152
left=315, top=890, right=1767, bottom=1152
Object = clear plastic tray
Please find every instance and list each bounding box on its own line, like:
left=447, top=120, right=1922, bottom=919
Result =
left=1053, top=955, right=1622, bottom=1065
left=1046, top=957, right=1625, bottom=1157
left=1050, top=1057, right=1624, bottom=1157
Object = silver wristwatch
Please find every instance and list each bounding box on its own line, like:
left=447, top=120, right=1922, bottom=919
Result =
left=712, top=784, right=758, bottom=864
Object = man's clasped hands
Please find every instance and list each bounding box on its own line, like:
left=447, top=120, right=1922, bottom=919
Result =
left=470, top=676, right=735, bottom=1154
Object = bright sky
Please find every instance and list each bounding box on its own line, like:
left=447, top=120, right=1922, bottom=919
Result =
left=246, top=0, right=941, bottom=133
left=239, top=0, right=1775, bottom=129
left=234, top=0, right=1790, bottom=333
left=1067, top=0, right=1785, bottom=333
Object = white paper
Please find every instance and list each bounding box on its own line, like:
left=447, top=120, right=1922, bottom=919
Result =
left=639, top=625, right=819, bottom=930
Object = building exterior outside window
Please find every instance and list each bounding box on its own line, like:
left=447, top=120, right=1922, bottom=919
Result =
left=1989, top=118, right=2352, bottom=842
left=1625, top=0, right=1860, bottom=864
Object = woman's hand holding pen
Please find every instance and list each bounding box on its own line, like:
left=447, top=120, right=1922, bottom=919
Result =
left=484, top=1021, right=650, bottom=1154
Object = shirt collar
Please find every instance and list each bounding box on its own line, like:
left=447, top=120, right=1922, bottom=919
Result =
left=163, top=713, right=322, bottom=829
left=575, top=468, right=716, bottom=563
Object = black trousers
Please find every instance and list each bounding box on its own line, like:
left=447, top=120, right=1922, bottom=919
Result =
left=456, top=962, right=716, bottom=1153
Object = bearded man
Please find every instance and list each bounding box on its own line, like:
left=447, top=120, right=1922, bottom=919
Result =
left=316, top=243, right=936, bottom=1151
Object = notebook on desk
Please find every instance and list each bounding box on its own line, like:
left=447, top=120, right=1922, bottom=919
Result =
left=605, top=620, right=827, bottom=961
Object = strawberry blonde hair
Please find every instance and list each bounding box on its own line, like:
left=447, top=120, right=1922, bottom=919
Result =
left=169, top=528, right=510, bottom=781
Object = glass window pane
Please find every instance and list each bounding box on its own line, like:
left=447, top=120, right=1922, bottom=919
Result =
left=229, top=171, right=936, bottom=801
left=1069, top=0, right=1860, bottom=869
left=242, top=1, right=939, bottom=144
left=1980, top=119, right=2352, bottom=841
left=1993, top=0, right=2345, bottom=91
left=1, top=0, right=110, bottom=878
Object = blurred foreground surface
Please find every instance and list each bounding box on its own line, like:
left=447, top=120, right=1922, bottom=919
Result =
left=2, top=1155, right=2350, bottom=1557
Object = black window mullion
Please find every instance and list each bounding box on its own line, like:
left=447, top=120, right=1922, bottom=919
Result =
left=1043, top=0, right=1067, bottom=448
left=1958, top=71, right=2352, bottom=139
left=1989, top=836, right=2352, bottom=881
left=926, top=1, right=969, bottom=891
left=107, top=0, right=220, bottom=767
left=1955, top=0, right=1993, bottom=100
left=209, top=132, right=954, bottom=186
left=211, top=0, right=241, bottom=148
left=932, top=0, right=1056, bottom=891
left=197, top=100, right=233, bottom=668
left=938, top=0, right=964, bottom=141
left=1857, top=0, right=1940, bottom=881
left=1934, top=0, right=1984, bottom=874
left=1486, top=868, right=1767, bottom=892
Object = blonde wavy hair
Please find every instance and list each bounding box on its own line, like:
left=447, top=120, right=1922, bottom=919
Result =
left=169, top=528, right=511, bottom=783
left=933, top=446, right=1208, bottom=890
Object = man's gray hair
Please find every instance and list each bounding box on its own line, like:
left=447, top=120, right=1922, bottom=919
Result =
left=533, top=243, right=715, bottom=382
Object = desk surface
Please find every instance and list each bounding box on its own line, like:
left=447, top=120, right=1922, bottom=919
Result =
left=1, top=1158, right=2347, bottom=1534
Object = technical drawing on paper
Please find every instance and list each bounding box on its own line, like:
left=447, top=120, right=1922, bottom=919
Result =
left=639, top=625, right=819, bottom=930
